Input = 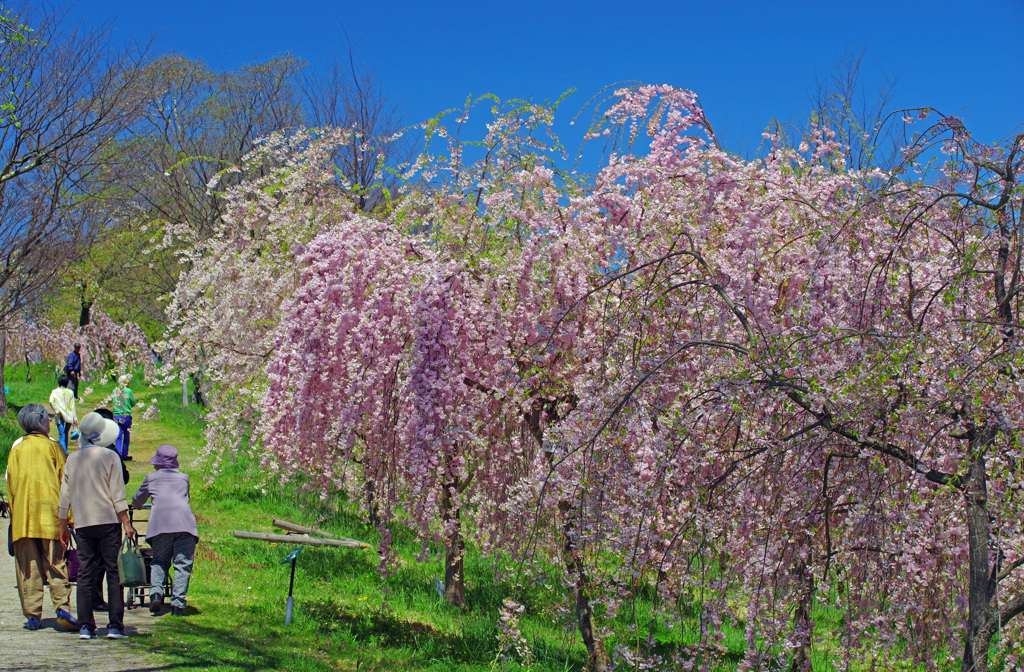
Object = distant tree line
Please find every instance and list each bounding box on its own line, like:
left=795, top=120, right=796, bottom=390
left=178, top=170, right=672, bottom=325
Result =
left=0, top=1, right=415, bottom=346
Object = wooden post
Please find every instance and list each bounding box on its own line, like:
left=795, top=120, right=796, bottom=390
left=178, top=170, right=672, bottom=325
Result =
left=233, top=530, right=371, bottom=549
left=272, top=519, right=335, bottom=538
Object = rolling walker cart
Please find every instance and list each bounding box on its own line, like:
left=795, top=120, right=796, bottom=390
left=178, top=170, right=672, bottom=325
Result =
left=126, top=504, right=171, bottom=609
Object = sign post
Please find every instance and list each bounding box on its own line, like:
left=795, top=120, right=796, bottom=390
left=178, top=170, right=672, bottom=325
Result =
left=282, top=546, right=303, bottom=625
left=233, top=519, right=373, bottom=626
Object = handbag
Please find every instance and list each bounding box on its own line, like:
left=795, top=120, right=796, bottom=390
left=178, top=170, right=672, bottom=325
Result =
left=65, top=535, right=79, bottom=583
left=117, top=535, right=146, bottom=587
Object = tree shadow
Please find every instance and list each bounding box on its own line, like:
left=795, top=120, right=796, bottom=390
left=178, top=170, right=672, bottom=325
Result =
left=146, top=622, right=296, bottom=671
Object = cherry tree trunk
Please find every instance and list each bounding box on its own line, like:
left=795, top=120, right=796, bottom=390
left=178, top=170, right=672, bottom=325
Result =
left=559, top=500, right=610, bottom=672
left=0, top=323, right=6, bottom=418
left=440, top=475, right=467, bottom=609
left=962, top=449, right=996, bottom=672
left=363, top=477, right=381, bottom=529
left=789, top=560, right=815, bottom=672
left=191, top=371, right=206, bottom=406
left=442, top=518, right=467, bottom=609
left=192, top=345, right=209, bottom=407
left=79, top=298, right=92, bottom=327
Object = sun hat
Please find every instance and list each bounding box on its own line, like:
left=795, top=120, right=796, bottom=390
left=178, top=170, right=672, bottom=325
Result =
left=150, top=444, right=179, bottom=469
left=78, top=412, right=119, bottom=447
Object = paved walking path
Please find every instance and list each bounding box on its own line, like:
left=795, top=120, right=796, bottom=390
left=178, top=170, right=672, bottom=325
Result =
left=0, top=517, right=175, bottom=672
left=1, top=402, right=180, bottom=672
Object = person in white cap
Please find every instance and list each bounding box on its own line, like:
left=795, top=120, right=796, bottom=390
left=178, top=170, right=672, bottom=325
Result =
left=58, top=412, right=137, bottom=640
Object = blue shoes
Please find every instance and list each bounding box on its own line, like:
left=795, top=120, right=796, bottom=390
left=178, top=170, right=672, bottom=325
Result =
left=106, top=627, right=128, bottom=639
left=25, top=616, right=40, bottom=630
left=56, top=608, right=78, bottom=631
left=79, top=625, right=95, bottom=640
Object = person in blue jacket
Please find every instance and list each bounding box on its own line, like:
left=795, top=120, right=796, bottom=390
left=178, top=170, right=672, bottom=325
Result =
left=65, top=343, right=83, bottom=398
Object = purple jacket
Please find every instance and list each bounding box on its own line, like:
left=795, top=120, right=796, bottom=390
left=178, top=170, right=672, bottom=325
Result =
left=131, top=468, right=199, bottom=541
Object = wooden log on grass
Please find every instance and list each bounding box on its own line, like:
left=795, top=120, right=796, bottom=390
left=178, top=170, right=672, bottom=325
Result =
left=272, top=518, right=335, bottom=538
left=233, top=530, right=372, bottom=549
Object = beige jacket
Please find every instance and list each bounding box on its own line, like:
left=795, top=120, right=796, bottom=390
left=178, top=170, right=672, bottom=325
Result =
left=58, top=444, right=127, bottom=528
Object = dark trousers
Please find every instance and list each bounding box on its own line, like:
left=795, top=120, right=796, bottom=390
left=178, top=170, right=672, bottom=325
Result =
left=68, top=373, right=79, bottom=398
left=76, top=523, right=124, bottom=632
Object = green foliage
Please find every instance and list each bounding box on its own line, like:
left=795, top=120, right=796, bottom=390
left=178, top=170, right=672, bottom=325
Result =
left=46, top=221, right=180, bottom=341
left=0, top=414, right=19, bottom=477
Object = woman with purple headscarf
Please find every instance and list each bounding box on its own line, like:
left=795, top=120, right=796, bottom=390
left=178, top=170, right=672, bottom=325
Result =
left=130, top=445, right=198, bottom=616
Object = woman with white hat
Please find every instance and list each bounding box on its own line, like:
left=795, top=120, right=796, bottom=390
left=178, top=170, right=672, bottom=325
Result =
left=131, top=444, right=198, bottom=616
left=57, top=412, right=137, bottom=640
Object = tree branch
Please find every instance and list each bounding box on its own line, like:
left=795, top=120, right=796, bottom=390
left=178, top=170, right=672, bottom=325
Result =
left=998, top=592, right=1024, bottom=625
left=782, top=388, right=962, bottom=488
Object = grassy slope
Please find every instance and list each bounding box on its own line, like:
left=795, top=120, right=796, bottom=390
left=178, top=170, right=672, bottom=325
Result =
left=147, top=399, right=592, bottom=672
left=0, top=363, right=594, bottom=671
left=2, top=362, right=762, bottom=671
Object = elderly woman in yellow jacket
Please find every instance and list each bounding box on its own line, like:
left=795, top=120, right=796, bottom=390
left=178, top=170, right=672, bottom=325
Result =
left=7, top=403, right=78, bottom=632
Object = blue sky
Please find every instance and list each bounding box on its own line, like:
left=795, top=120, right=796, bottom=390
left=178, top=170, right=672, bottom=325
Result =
left=68, top=0, right=1023, bottom=156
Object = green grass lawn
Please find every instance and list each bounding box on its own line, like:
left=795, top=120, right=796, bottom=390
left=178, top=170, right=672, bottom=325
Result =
left=145, top=414, right=595, bottom=672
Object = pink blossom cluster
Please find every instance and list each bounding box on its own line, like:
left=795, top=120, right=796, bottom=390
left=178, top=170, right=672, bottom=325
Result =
left=5, top=306, right=156, bottom=386
left=167, top=87, right=1024, bottom=671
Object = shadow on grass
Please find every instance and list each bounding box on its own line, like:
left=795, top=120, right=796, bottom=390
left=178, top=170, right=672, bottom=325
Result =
left=147, top=622, right=304, bottom=671
left=4, top=666, right=191, bottom=672
left=305, top=599, right=450, bottom=646
left=146, top=609, right=482, bottom=672
left=303, top=599, right=587, bottom=671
